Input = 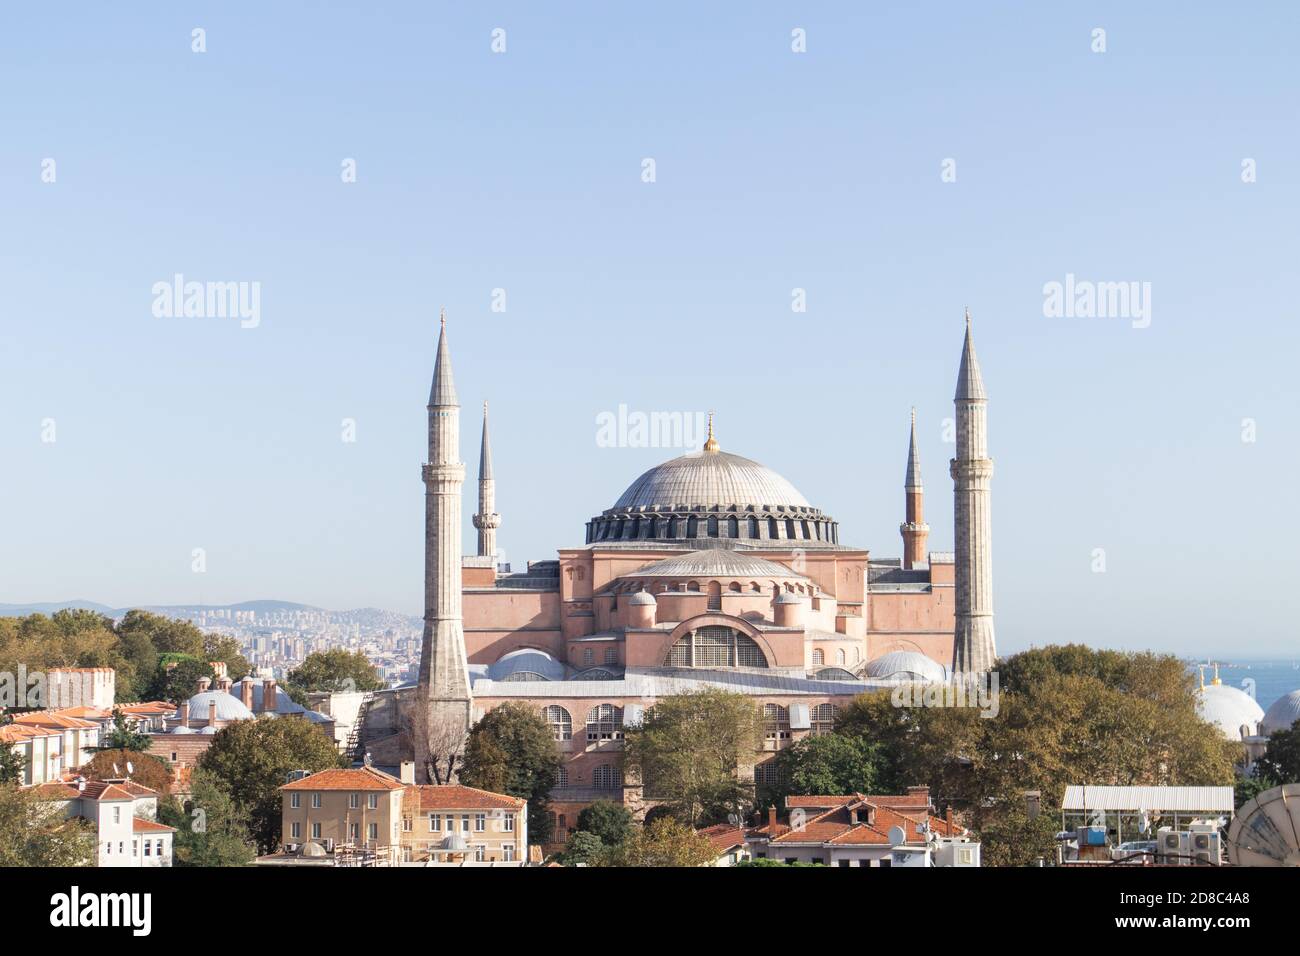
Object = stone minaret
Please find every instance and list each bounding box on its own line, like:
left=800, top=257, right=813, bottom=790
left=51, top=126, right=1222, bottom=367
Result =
left=900, top=408, right=929, bottom=570
left=950, top=310, right=997, bottom=673
left=472, top=401, right=500, bottom=560
left=414, top=310, right=472, bottom=783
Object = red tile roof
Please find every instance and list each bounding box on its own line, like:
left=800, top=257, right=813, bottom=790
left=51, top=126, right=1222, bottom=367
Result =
left=12, top=710, right=99, bottom=730
left=752, top=793, right=962, bottom=848
left=697, top=823, right=749, bottom=854
left=0, top=724, right=60, bottom=743
left=280, top=767, right=407, bottom=792
left=133, top=818, right=176, bottom=833
left=79, top=780, right=159, bottom=802
left=403, top=784, right=526, bottom=811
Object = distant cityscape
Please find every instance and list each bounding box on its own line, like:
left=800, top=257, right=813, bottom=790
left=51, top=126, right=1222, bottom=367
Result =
left=0, top=600, right=423, bottom=686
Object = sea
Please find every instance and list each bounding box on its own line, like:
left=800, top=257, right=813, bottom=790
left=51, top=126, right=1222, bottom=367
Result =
left=1197, top=658, right=1300, bottom=712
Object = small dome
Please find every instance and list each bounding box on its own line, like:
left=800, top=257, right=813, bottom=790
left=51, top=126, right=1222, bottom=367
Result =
left=1195, top=683, right=1265, bottom=740
left=627, top=590, right=657, bottom=606
left=774, top=591, right=804, bottom=605
left=441, top=832, right=468, bottom=851
left=186, top=690, right=253, bottom=722
left=864, top=650, right=947, bottom=683
left=1261, top=689, right=1300, bottom=736
left=488, top=649, right=566, bottom=683
left=198, top=725, right=219, bottom=735
left=299, top=840, right=326, bottom=858
left=170, top=725, right=196, bottom=735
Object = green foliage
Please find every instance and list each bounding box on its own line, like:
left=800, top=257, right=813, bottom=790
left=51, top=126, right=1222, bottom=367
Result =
left=161, top=769, right=257, bottom=866
left=974, top=799, right=1060, bottom=867
left=763, top=733, right=880, bottom=809
left=285, top=649, right=384, bottom=706
left=602, top=816, right=717, bottom=867
left=0, top=741, right=23, bottom=786
left=100, top=708, right=152, bottom=752
left=197, top=716, right=343, bottom=853
left=146, top=657, right=215, bottom=706
left=623, top=688, right=763, bottom=827
left=576, top=799, right=633, bottom=848
left=1257, top=719, right=1300, bottom=784
left=734, top=857, right=824, bottom=867
left=559, top=830, right=607, bottom=866
left=460, top=702, right=563, bottom=843
left=0, top=785, right=96, bottom=866
left=1235, top=773, right=1279, bottom=809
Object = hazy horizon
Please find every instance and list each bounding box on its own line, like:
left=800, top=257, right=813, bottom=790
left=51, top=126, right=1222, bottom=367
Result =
left=3, top=4, right=1297, bottom=655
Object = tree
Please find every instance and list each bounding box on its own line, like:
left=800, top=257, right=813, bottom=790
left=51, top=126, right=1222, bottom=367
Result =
left=764, top=733, right=880, bottom=808
left=197, top=716, right=343, bottom=852
left=98, top=708, right=152, bottom=752
left=1257, top=719, right=1300, bottom=783
left=459, top=702, right=563, bottom=843
left=79, top=749, right=172, bottom=795
left=116, top=609, right=205, bottom=658
left=146, top=657, right=214, bottom=706
left=160, top=769, right=256, bottom=866
left=575, top=799, right=633, bottom=848
left=623, top=689, right=763, bottom=827
left=974, top=798, right=1060, bottom=867
left=286, top=649, right=383, bottom=705
left=734, top=857, right=824, bottom=867
left=201, top=633, right=251, bottom=682
left=0, top=785, right=96, bottom=866
left=400, top=702, right=470, bottom=785
left=559, top=830, right=607, bottom=866
left=603, top=817, right=717, bottom=867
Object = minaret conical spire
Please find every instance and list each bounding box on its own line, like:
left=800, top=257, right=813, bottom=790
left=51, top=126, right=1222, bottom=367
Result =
left=905, top=407, right=923, bottom=491
left=955, top=308, right=987, bottom=401
left=478, top=401, right=494, bottom=482
left=429, top=307, right=458, bottom=407
left=900, top=408, right=929, bottom=569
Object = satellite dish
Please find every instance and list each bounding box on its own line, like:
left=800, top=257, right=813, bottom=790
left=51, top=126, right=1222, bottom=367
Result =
left=111, top=763, right=120, bottom=777
left=1227, top=783, right=1300, bottom=867
left=1137, top=810, right=1150, bottom=834
left=126, top=761, right=134, bottom=775
left=887, top=825, right=907, bottom=846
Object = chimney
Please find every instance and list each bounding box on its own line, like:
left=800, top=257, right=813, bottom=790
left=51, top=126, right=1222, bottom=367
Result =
left=400, top=761, right=415, bottom=785
left=264, top=679, right=278, bottom=714
left=906, top=785, right=931, bottom=810
left=178, top=700, right=189, bottom=728
left=208, top=700, right=218, bottom=727
left=768, top=806, right=777, bottom=832
left=241, top=680, right=254, bottom=711
left=946, top=805, right=954, bottom=835
left=196, top=676, right=211, bottom=693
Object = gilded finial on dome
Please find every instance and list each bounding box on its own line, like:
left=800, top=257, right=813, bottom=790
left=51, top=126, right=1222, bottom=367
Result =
left=703, top=411, right=719, bottom=453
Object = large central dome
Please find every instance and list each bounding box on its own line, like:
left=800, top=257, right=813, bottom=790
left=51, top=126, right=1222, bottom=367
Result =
left=587, top=430, right=838, bottom=546
left=613, top=450, right=810, bottom=511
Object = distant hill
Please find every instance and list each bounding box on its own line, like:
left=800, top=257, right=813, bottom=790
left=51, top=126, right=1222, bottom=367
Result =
left=0, top=600, right=120, bottom=617
left=0, top=598, right=326, bottom=618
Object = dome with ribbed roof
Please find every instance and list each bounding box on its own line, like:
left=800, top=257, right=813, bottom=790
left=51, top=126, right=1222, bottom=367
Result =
left=614, top=450, right=810, bottom=512
left=1262, top=690, right=1300, bottom=735
left=633, top=549, right=804, bottom=580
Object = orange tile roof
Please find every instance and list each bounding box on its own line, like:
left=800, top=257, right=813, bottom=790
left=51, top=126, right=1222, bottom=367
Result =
left=79, top=780, right=159, bottom=802
left=754, top=794, right=963, bottom=848
left=0, top=724, right=60, bottom=742
left=133, top=818, right=176, bottom=833
left=32, top=782, right=82, bottom=800
left=697, top=823, right=749, bottom=853
left=280, top=767, right=407, bottom=792
left=402, top=784, right=526, bottom=811
left=11, top=711, right=99, bottom=730
left=118, top=702, right=178, bottom=717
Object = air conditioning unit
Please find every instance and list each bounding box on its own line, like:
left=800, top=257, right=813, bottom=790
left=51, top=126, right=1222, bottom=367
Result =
left=1188, top=829, right=1221, bottom=866
left=1156, top=827, right=1187, bottom=865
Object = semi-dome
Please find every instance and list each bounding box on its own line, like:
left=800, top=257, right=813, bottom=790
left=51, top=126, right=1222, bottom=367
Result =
left=632, top=548, right=805, bottom=581
left=441, top=832, right=468, bottom=851
left=488, top=649, right=566, bottom=683
left=626, top=590, right=657, bottom=606
left=864, top=650, right=948, bottom=683
left=1195, top=683, right=1265, bottom=741
left=186, top=690, right=253, bottom=722
left=614, top=450, right=810, bottom=512
left=1261, top=689, right=1300, bottom=736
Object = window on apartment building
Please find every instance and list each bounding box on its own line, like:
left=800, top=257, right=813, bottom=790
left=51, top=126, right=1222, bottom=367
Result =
left=368, top=794, right=378, bottom=809
left=368, top=823, right=378, bottom=841
left=291, top=822, right=301, bottom=839
left=171, top=752, right=178, bottom=762
left=402, top=846, right=412, bottom=863
left=119, top=842, right=125, bottom=855
left=349, top=794, right=359, bottom=809
left=810, top=703, right=839, bottom=736
left=474, top=814, right=486, bottom=832
left=429, top=813, right=441, bottom=831
left=474, top=845, right=486, bottom=862
left=155, top=839, right=163, bottom=857
left=291, top=793, right=301, bottom=809
left=349, top=823, right=360, bottom=841
left=593, top=764, right=618, bottom=790
left=504, top=844, right=515, bottom=862
left=113, top=807, right=121, bottom=824
left=312, top=823, right=322, bottom=839
left=311, top=793, right=322, bottom=809
left=761, top=703, right=791, bottom=740
left=461, top=814, right=471, bottom=832
left=142, top=841, right=149, bottom=857
left=586, top=703, right=623, bottom=741
left=543, top=705, right=572, bottom=741
left=402, top=817, right=412, bottom=832
left=504, top=814, right=515, bottom=832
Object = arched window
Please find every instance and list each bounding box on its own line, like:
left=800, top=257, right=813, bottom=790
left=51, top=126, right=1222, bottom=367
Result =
left=811, top=648, right=825, bottom=666
left=728, top=581, right=741, bottom=593
left=811, top=703, right=839, bottom=736
left=664, top=627, right=768, bottom=668
left=707, top=581, right=722, bottom=610
left=543, top=705, right=572, bottom=741
left=836, top=649, right=846, bottom=666
left=762, top=703, right=790, bottom=740
left=748, top=516, right=759, bottom=538
left=593, top=765, right=619, bottom=790
left=502, top=671, right=548, bottom=682
left=586, top=704, right=623, bottom=742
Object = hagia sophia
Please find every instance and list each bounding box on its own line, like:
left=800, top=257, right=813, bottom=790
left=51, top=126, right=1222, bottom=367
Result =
left=364, top=309, right=1000, bottom=827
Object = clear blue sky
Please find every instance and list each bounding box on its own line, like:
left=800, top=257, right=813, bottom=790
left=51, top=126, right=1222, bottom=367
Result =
left=2, top=3, right=1297, bottom=656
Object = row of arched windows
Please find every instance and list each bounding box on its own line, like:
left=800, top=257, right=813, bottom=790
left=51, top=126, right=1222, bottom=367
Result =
left=539, top=704, right=625, bottom=743
left=760, top=703, right=839, bottom=737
